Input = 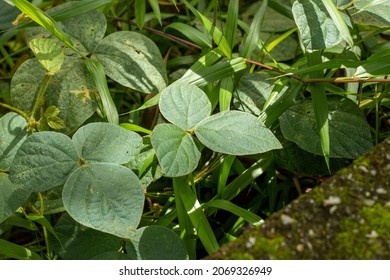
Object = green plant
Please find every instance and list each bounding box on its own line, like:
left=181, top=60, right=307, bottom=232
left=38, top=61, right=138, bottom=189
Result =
left=0, top=0, right=389, bottom=260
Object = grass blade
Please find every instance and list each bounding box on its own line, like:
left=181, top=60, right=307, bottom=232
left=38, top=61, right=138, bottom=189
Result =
left=217, top=155, right=235, bottom=198
left=321, top=0, right=354, bottom=47
left=219, top=76, right=234, bottom=111
left=135, top=0, right=146, bottom=30
left=148, top=0, right=162, bottom=25
left=307, top=51, right=330, bottom=169
left=12, top=0, right=73, bottom=49
left=174, top=176, right=220, bottom=255
left=225, top=0, right=239, bottom=49
left=165, top=22, right=212, bottom=48
left=240, top=0, right=268, bottom=58
left=0, top=239, right=42, bottom=260
left=181, top=0, right=231, bottom=58
left=85, top=58, right=118, bottom=124
left=202, top=199, right=262, bottom=224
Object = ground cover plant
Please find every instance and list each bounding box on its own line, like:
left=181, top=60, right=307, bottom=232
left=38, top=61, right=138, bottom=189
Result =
left=0, top=0, right=389, bottom=260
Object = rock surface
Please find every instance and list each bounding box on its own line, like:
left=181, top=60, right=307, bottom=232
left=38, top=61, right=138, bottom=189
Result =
left=207, top=138, right=390, bottom=259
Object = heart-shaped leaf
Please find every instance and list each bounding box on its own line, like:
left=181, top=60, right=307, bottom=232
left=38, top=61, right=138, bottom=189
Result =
left=62, top=163, right=144, bottom=238
left=9, top=131, right=78, bottom=192
left=195, top=111, right=282, bottom=155
left=128, top=225, right=188, bottom=260
left=93, top=31, right=167, bottom=93
left=279, top=95, right=373, bottom=158
left=72, top=122, right=142, bottom=164
left=159, top=84, right=211, bottom=130
left=151, top=124, right=200, bottom=177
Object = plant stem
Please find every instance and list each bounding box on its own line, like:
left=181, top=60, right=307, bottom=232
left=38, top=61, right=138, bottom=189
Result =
left=38, top=192, right=52, bottom=260
left=29, top=74, right=52, bottom=123
left=0, top=102, right=29, bottom=119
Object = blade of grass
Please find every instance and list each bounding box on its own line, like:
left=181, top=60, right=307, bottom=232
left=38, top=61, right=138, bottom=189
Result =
left=217, top=155, right=235, bottom=198
left=240, top=0, right=268, bottom=58
left=135, top=0, right=146, bottom=30
left=225, top=0, right=239, bottom=49
left=266, top=27, right=297, bottom=53
left=148, top=0, right=162, bottom=25
left=12, top=0, right=74, bottom=50
left=219, top=76, right=234, bottom=111
left=181, top=0, right=231, bottom=58
left=173, top=176, right=220, bottom=255
left=202, top=199, right=262, bottom=224
left=0, top=240, right=42, bottom=260
left=307, top=50, right=330, bottom=169
left=165, top=22, right=212, bottom=48
left=85, top=58, right=118, bottom=124
left=119, top=123, right=152, bottom=135
left=321, top=0, right=353, bottom=48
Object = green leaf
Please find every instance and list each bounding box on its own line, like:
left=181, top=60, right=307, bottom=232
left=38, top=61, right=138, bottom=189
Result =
left=279, top=95, right=373, bottom=158
left=159, top=84, right=211, bottom=130
left=50, top=213, right=128, bottom=260
left=12, top=0, right=74, bottom=49
left=225, top=0, right=239, bottom=49
left=85, top=58, right=118, bottom=125
left=26, top=2, right=107, bottom=55
left=353, top=0, right=390, bottom=25
left=165, top=22, right=212, bottom=48
left=151, top=124, right=200, bottom=177
left=72, top=122, right=142, bottom=164
left=63, top=163, right=144, bottom=238
left=148, top=0, right=162, bottom=25
left=29, top=38, right=64, bottom=75
left=321, top=0, right=353, bottom=47
left=355, top=48, right=390, bottom=77
left=129, top=226, right=188, bottom=260
left=0, top=239, right=42, bottom=260
left=195, top=111, right=282, bottom=155
left=135, top=0, right=146, bottom=30
left=181, top=0, right=231, bottom=58
left=292, top=0, right=342, bottom=50
left=11, top=57, right=97, bottom=134
left=0, top=174, right=30, bottom=224
left=0, top=112, right=28, bottom=170
left=93, top=31, right=167, bottom=93
left=240, top=0, right=268, bottom=58
left=9, top=132, right=78, bottom=192
left=202, top=199, right=262, bottom=224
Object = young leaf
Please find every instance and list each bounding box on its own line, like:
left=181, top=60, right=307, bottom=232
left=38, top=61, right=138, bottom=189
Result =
left=72, top=122, right=142, bottom=164
left=159, top=84, right=211, bottom=130
left=195, top=111, right=282, bottom=155
left=9, top=132, right=78, bottom=192
left=63, top=163, right=144, bottom=239
left=151, top=124, right=201, bottom=177
left=29, top=38, right=64, bottom=75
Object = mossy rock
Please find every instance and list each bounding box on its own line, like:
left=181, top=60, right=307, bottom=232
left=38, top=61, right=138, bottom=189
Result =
left=208, top=138, right=390, bottom=260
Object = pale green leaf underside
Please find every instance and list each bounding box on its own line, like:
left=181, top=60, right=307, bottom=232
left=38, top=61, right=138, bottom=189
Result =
left=9, top=132, right=78, bottom=192
left=159, top=84, right=211, bottom=130
left=93, top=31, right=167, bottom=93
left=72, top=122, right=142, bottom=164
left=0, top=174, right=30, bottom=224
left=63, top=163, right=144, bottom=238
left=195, top=111, right=282, bottom=155
left=151, top=124, right=200, bottom=177
left=292, top=0, right=342, bottom=50
left=0, top=112, right=28, bottom=170
left=279, top=95, right=373, bottom=158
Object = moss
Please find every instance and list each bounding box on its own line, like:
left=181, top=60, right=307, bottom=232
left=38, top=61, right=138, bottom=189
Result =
left=329, top=204, right=390, bottom=259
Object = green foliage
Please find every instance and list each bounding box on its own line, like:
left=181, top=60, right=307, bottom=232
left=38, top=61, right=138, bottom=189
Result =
left=0, top=0, right=389, bottom=260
